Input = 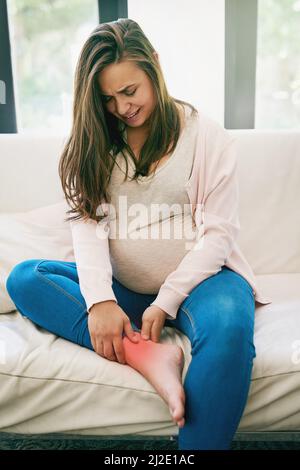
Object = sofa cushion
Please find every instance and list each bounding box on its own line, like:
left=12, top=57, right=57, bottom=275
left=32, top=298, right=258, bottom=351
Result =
left=234, top=130, right=300, bottom=275
left=0, top=134, right=67, bottom=213
left=0, top=273, right=299, bottom=435
left=241, top=273, right=300, bottom=430
left=0, top=201, right=74, bottom=313
left=1, top=131, right=300, bottom=275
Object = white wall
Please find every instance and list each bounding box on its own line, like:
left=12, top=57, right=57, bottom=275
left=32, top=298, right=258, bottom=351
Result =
left=128, top=0, right=225, bottom=124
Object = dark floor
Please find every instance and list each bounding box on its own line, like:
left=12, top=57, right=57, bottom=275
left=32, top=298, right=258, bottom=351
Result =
left=1, top=434, right=300, bottom=450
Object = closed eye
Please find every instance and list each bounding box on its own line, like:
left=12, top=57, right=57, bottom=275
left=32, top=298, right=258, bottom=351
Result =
left=103, top=89, right=136, bottom=103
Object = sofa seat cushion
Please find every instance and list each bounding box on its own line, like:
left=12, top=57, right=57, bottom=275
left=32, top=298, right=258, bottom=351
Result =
left=0, top=272, right=300, bottom=436
left=241, top=272, right=300, bottom=431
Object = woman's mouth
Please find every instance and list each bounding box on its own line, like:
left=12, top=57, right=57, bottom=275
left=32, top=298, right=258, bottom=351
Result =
left=124, top=108, right=141, bottom=122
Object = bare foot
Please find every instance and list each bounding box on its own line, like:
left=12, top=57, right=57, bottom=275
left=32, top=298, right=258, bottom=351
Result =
left=122, top=332, right=186, bottom=428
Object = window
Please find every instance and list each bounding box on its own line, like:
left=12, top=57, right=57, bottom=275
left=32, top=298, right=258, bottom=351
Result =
left=255, top=0, right=300, bottom=128
left=8, top=0, right=99, bottom=133
left=128, top=0, right=225, bottom=124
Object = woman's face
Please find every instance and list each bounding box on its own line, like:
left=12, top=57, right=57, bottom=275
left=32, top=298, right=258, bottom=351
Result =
left=98, top=60, right=157, bottom=129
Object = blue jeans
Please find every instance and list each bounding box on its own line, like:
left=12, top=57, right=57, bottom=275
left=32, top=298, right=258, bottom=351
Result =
left=6, top=260, right=256, bottom=450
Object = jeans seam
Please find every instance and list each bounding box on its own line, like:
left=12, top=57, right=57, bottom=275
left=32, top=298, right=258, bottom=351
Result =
left=180, top=305, right=196, bottom=336
left=78, top=313, right=90, bottom=346
left=34, top=261, right=86, bottom=312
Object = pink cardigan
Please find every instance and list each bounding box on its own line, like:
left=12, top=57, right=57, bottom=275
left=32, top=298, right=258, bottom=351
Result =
left=70, top=110, right=272, bottom=320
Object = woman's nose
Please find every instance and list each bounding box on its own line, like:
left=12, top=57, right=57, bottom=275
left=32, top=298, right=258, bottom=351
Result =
left=115, top=99, right=132, bottom=116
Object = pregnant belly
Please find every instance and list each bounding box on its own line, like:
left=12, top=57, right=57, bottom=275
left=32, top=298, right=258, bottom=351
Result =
left=109, top=215, right=199, bottom=293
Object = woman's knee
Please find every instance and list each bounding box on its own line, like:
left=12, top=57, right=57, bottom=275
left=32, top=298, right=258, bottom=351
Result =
left=6, top=259, right=42, bottom=304
left=189, top=291, right=255, bottom=351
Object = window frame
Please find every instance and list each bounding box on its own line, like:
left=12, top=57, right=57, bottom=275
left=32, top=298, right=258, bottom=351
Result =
left=0, top=0, right=17, bottom=133
left=225, top=0, right=258, bottom=129
left=98, top=0, right=128, bottom=22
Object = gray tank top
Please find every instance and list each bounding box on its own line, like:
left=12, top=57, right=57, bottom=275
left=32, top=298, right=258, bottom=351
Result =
left=107, top=104, right=200, bottom=294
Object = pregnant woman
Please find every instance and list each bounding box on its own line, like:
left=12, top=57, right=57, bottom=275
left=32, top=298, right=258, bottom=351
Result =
left=6, top=18, right=271, bottom=450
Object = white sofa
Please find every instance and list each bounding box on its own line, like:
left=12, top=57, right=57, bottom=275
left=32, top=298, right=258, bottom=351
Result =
left=0, top=130, right=300, bottom=446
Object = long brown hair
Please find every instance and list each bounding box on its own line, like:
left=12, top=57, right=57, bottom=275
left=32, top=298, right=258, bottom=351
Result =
left=59, top=18, right=198, bottom=224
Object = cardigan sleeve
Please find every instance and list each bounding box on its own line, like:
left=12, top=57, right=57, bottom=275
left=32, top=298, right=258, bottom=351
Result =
left=149, top=131, right=240, bottom=320
left=70, top=209, right=118, bottom=314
